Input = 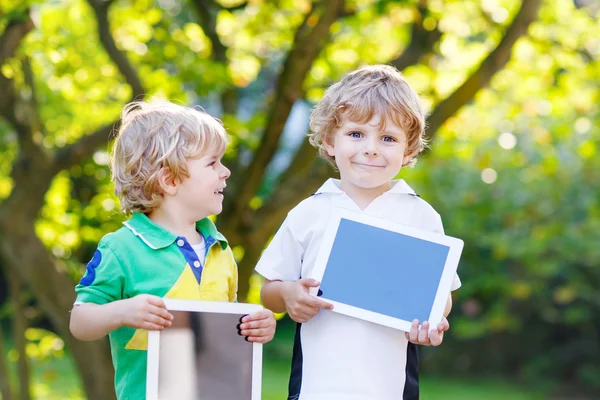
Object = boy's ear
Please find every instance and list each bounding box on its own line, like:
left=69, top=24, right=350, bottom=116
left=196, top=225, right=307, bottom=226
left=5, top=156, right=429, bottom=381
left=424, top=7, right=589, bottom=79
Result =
left=403, top=152, right=415, bottom=166
left=157, top=168, right=178, bottom=196
left=324, top=137, right=335, bottom=157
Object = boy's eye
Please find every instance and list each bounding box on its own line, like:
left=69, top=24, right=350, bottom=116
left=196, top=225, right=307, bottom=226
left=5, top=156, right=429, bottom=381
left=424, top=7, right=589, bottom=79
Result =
left=382, top=136, right=396, bottom=143
left=349, top=131, right=362, bottom=138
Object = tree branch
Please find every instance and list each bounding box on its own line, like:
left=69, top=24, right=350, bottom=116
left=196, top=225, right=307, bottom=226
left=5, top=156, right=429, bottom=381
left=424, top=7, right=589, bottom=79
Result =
left=222, top=1, right=248, bottom=12
left=426, top=0, right=542, bottom=139
left=21, top=56, right=43, bottom=136
left=191, top=0, right=239, bottom=115
left=0, top=15, right=34, bottom=66
left=0, top=14, right=34, bottom=115
left=53, top=0, right=146, bottom=172
left=0, top=71, right=45, bottom=173
left=88, top=0, right=144, bottom=98
left=225, top=0, right=346, bottom=227
left=391, top=1, right=442, bottom=72
left=191, top=0, right=228, bottom=63
left=53, top=123, right=117, bottom=171
left=275, top=136, right=319, bottom=186
left=253, top=157, right=332, bottom=240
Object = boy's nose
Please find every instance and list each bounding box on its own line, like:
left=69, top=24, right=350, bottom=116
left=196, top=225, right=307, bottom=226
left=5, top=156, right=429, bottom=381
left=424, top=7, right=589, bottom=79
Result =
left=221, top=165, right=231, bottom=179
left=363, top=138, right=379, bottom=156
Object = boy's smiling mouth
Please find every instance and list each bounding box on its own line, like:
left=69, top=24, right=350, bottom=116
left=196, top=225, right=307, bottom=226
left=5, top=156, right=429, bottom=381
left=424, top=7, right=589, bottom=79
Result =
left=352, top=162, right=385, bottom=168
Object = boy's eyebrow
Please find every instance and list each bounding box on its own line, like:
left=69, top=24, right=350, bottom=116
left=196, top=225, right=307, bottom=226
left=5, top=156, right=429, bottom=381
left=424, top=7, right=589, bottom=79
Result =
left=383, top=128, right=406, bottom=137
left=343, top=121, right=406, bottom=138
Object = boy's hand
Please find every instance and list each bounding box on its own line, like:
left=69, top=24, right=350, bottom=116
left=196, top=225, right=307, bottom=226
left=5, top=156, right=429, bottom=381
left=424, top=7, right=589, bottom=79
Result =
left=282, top=278, right=333, bottom=323
left=405, top=317, right=450, bottom=346
left=238, top=309, right=276, bottom=343
left=118, top=294, right=173, bottom=331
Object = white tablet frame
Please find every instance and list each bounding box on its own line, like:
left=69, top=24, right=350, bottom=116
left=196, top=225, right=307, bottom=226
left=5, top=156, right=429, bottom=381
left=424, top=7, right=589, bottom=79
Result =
left=146, top=299, right=263, bottom=400
left=310, top=207, right=464, bottom=332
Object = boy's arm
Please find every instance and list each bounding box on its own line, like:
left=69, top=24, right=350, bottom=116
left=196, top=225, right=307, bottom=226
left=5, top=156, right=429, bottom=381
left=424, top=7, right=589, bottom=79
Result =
left=70, top=302, right=124, bottom=341
left=260, top=280, right=290, bottom=313
left=70, top=295, right=173, bottom=341
left=444, top=293, right=452, bottom=317
left=70, top=241, right=172, bottom=341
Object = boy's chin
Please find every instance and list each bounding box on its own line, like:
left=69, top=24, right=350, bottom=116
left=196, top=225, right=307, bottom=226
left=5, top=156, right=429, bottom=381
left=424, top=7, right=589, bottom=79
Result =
left=210, top=204, right=223, bottom=216
left=353, top=179, right=393, bottom=190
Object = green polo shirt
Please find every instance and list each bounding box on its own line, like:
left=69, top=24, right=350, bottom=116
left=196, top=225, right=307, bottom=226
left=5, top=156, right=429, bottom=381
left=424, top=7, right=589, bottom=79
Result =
left=75, top=212, right=238, bottom=400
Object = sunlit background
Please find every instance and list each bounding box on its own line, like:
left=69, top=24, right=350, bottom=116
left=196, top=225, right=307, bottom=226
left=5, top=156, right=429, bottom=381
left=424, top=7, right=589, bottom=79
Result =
left=1, top=0, right=599, bottom=399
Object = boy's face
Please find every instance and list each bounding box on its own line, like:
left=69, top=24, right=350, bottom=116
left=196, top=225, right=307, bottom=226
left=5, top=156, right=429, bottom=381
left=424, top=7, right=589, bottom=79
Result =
left=325, top=113, right=411, bottom=193
left=174, top=149, right=230, bottom=219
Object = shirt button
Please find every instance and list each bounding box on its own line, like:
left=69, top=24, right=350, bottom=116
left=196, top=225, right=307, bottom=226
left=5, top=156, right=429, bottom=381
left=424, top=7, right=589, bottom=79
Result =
left=177, top=239, right=184, bottom=247
left=193, top=261, right=201, bottom=268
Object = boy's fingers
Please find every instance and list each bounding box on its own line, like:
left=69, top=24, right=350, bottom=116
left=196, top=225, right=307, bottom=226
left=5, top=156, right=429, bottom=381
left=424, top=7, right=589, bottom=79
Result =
left=306, top=296, right=333, bottom=310
left=243, top=309, right=273, bottom=322
left=149, top=305, right=173, bottom=320
left=242, top=327, right=273, bottom=338
left=145, top=295, right=167, bottom=308
left=429, top=329, right=443, bottom=346
left=417, top=321, right=430, bottom=343
left=147, top=314, right=171, bottom=327
left=245, top=334, right=273, bottom=344
left=437, top=318, right=450, bottom=332
left=240, top=318, right=273, bottom=330
left=143, top=321, right=167, bottom=331
left=292, top=311, right=312, bottom=323
left=408, top=319, right=419, bottom=342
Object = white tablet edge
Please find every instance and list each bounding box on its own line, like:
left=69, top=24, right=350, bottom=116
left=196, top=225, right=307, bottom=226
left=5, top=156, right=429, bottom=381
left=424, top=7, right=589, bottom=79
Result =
left=146, top=300, right=264, bottom=400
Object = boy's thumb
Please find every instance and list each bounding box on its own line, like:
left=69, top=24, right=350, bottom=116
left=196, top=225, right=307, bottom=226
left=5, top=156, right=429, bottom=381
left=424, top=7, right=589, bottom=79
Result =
left=298, top=278, right=320, bottom=288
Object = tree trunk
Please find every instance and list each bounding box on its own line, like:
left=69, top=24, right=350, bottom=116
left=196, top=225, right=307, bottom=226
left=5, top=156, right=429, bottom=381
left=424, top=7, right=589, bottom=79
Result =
left=0, top=199, right=117, bottom=400
left=7, top=270, right=32, bottom=400
left=0, top=318, right=15, bottom=400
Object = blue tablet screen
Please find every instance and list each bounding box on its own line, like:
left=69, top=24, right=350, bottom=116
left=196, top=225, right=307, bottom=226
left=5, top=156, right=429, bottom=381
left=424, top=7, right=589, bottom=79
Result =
left=319, top=218, right=450, bottom=322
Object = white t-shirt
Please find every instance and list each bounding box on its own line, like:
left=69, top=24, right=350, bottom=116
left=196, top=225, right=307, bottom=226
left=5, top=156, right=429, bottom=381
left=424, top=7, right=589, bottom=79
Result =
left=191, top=239, right=206, bottom=265
left=255, top=178, right=461, bottom=400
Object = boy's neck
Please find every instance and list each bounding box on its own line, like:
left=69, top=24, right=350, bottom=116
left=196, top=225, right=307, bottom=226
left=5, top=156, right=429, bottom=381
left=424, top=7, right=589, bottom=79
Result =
left=148, top=207, right=205, bottom=245
left=340, top=180, right=392, bottom=211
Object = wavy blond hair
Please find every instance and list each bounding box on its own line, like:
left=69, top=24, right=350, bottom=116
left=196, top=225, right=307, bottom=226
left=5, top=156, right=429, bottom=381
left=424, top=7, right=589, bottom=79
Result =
left=111, top=100, right=228, bottom=214
left=308, top=64, right=427, bottom=168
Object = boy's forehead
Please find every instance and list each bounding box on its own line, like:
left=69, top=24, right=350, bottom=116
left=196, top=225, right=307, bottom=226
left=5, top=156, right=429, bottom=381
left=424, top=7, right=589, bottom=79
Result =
left=196, top=148, right=225, bottom=159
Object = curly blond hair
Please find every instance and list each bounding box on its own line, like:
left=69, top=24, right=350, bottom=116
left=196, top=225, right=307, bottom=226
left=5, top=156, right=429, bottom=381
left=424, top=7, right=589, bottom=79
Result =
left=308, top=64, right=427, bottom=168
left=111, top=100, right=228, bottom=214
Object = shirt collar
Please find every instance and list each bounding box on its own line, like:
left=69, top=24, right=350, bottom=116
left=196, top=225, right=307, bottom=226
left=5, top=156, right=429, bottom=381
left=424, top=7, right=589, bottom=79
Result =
left=123, top=212, right=228, bottom=250
left=314, top=178, right=417, bottom=196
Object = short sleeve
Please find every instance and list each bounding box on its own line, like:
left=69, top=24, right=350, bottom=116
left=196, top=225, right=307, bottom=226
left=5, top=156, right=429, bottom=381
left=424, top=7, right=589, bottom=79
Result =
left=255, top=215, right=304, bottom=282
left=420, top=208, right=462, bottom=291
left=75, top=239, right=125, bottom=304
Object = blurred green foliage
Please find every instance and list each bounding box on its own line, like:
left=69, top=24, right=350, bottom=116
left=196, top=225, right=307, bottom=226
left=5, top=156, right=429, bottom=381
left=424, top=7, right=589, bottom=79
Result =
left=401, top=2, right=600, bottom=384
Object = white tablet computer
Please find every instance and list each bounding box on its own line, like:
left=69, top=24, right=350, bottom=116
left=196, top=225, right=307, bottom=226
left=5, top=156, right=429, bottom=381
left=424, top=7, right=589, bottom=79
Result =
left=310, top=207, right=464, bottom=332
left=146, top=299, right=263, bottom=400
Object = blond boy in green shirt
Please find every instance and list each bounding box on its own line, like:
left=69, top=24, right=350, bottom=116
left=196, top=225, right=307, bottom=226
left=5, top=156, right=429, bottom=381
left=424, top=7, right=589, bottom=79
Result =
left=70, top=100, right=275, bottom=399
